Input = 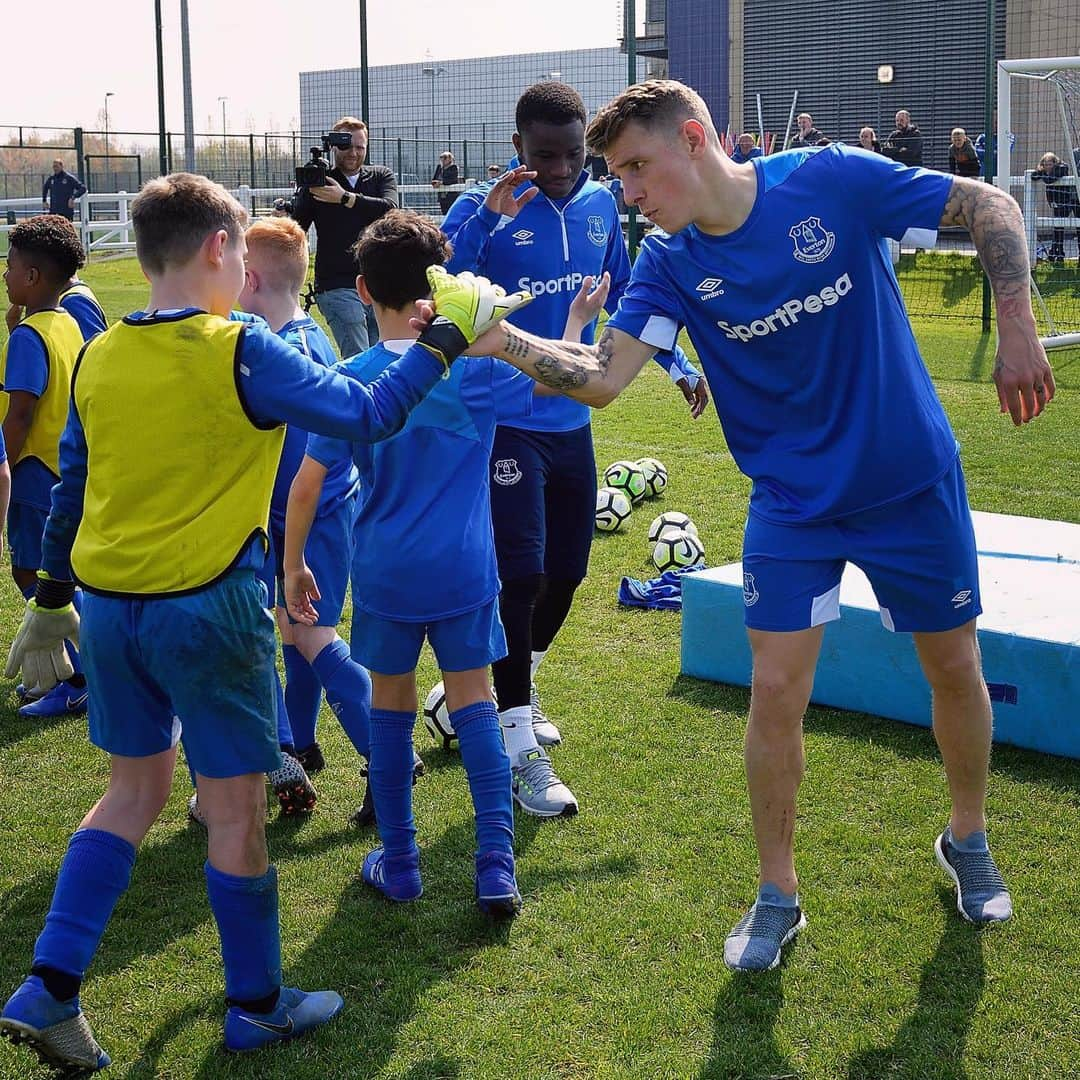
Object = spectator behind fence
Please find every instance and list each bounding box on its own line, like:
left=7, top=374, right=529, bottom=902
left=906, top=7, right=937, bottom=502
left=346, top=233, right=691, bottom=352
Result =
left=858, top=127, right=882, bottom=154
left=883, top=110, right=923, bottom=167
left=487, top=164, right=502, bottom=179
left=732, top=133, right=762, bottom=164
left=280, top=117, right=396, bottom=357
left=42, top=160, right=86, bottom=221
left=791, top=113, right=823, bottom=148
left=431, top=151, right=460, bottom=216
left=974, top=112, right=1016, bottom=168
left=1032, top=151, right=1080, bottom=264
left=949, top=128, right=981, bottom=177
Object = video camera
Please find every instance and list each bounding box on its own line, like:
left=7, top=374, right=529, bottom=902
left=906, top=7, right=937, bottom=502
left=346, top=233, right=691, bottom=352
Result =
left=294, top=130, right=355, bottom=189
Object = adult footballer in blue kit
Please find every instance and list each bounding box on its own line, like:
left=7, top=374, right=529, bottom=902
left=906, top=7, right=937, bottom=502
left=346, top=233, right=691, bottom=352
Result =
left=441, top=81, right=707, bottom=819
left=0, top=172, right=530, bottom=1073
left=446, top=80, right=1055, bottom=973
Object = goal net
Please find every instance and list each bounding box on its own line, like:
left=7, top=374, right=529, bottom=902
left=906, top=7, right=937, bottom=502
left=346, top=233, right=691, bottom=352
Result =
left=998, top=56, right=1080, bottom=350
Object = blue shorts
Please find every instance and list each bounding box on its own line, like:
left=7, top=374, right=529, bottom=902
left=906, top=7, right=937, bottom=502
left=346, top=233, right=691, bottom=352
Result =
left=489, top=423, right=596, bottom=583
left=741, top=457, right=981, bottom=634
left=80, top=571, right=281, bottom=778
left=8, top=502, right=48, bottom=571
left=264, top=495, right=354, bottom=626
left=351, top=597, right=507, bottom=675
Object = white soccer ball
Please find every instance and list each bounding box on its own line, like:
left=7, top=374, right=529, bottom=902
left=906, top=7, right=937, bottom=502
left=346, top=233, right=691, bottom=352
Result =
left=651, top=528, right=705, bottom=572
left=423, top=681, right=457, bottom=749
left=595, top=486, right=632, bottom=532
left=648, top=511, right=698, bottom=543
left=603, top=460, right=648, bottom=505
left=636, top=457, right=668, bottom=498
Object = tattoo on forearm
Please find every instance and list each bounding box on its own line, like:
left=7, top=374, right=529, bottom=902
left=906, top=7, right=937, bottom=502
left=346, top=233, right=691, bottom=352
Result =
left=941, top=178, right=1033, bottom=302
left=502, top=328, right=605, bottom=392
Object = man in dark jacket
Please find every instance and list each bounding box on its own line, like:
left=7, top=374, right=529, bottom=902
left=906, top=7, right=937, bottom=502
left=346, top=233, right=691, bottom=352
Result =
left=949, top=128, right=981, bottom=177
left=884, top=110, right=923, bottom=167
left=790, top=113, right=823, bottom=148
left=42, top=160, right=87, bottom=220
left=284, top=117, right=397, bottom=356
left=431, top=151, right=460, bottom=216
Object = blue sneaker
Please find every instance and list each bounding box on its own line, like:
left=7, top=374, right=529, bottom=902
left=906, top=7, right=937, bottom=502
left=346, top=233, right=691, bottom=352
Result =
left=361, top=847, right=422, bottom=902
left=0, top=975, right=110, bottom=1072
left=475, top=851, right=522, bottom=918
left=935, top=827, right=1013, bottom=923
left=15, top=683, right=45, bottom=705
left=723, top=892, right=806, bottom=972
left=18, top=684, right=88, bottom=719
left=224, top=985, right=344, bottom=1053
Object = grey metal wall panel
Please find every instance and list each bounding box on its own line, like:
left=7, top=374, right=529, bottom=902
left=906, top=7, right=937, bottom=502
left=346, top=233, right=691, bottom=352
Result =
left=668, top=0, right=732, bottom=130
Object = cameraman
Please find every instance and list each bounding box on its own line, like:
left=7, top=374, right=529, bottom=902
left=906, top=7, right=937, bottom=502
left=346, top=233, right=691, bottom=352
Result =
left=282, top=117, right=397, bottom=355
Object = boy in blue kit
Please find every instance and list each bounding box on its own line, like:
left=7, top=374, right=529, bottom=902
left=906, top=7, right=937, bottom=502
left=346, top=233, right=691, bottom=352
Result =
left=1, top=215, right=89, bottom=719
left=286, top=210, right=565, bottom=914
left=453, top=80, right=1055, bottom=972
left=442, top=81, right=708, bottom=819
left=237, top=216, right=371, bottom=810
left=0, top=174, right=529, bottom=1072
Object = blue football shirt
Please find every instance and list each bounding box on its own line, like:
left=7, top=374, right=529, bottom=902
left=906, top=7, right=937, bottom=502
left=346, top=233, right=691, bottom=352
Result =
left=307, top=342, right=507, bottom=622
left=607, top=145, right=958, bottom=524
left=273, top=316, right=358, bottom=525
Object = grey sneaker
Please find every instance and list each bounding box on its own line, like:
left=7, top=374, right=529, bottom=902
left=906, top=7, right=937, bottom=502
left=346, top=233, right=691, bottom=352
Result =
left=530, top=683, right=561, bottom=746
left=268, top=752, right=317, bottom=816
left=935, top=827, right=1012, bottom=923
left=187, top=792, right=207, bottom=828
left=723, top=898, right=806, bottom=972
left=511, top=748, right=578, bottom=818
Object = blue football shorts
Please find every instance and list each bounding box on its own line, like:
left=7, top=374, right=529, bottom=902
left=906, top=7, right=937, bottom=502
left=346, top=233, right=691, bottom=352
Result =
left=8, top=502, right=48, bottom=571
left=489, top=423, right=596, bottom=584
left=264, top=494, right=354, bottom=627
left=80, top=570, right=281, bottom=778
left=741, top=457, right=981, bottom=634
left=351, top=597, right=507, bottom=676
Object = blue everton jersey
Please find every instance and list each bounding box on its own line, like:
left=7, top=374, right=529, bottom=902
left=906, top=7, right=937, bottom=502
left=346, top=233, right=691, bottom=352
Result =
left=307, top=343, right=507, bottom=622
left=443, top=170, right=631, bottom=433
left=271, top=316, right=358, bottom=525
left=607, top=145, right=958, bottom=524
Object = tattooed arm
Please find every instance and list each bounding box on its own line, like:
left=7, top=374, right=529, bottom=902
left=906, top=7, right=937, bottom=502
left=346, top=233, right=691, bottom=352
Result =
left=939, top=176, right=1055, bottom=425
left=470, top=321, right=657, bottom=408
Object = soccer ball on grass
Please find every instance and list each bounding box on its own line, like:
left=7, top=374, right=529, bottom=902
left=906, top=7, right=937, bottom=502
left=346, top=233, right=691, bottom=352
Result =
left=651, top=528, right=705, bottom=572
left=595, top=486, right=632, bottom=532
left=648, top=511, right=698, bottom=543
left=636, top=457, right=668, bottom=498
left=603, top=460, right=647, bottom=505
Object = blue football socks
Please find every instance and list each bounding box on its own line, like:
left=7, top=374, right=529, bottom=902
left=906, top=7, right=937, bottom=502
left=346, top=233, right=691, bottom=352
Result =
left=283, top=644, right=322, bottom=752
left=205, top=862, right=282, bottom=1006
left=450, top=701, right=513, bottom=857
left=368, top=708, right=418, bottom=859
left=312, top=639, right=371, bottom=759
left=31, top=829, right=136, bottom=990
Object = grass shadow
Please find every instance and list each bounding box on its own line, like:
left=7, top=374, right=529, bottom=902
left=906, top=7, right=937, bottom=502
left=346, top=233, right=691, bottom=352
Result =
left=845, top=891, right=986, bottom=1080
left=186, top=816, right=637, bottom=1078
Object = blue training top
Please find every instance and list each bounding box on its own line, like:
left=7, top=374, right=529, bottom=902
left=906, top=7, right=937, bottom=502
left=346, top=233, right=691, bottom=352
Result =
left=60, top=287, right=107, bottom=341
left=307, top=342, right=515, bottom=622
left=442, top=167, right=699, bottom=433
left=272, top=315, right=358, bottom=526
left=607, top=145, right=958, bottom=524
left=41, top=311, right=444, bottom=582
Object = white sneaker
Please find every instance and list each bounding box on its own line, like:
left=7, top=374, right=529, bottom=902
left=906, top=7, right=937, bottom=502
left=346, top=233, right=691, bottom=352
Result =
left=187, top=793, right=207, bottom=828
left=511, top=748, right=578, bottom=818
left=530, top=683, right=562, bottom=746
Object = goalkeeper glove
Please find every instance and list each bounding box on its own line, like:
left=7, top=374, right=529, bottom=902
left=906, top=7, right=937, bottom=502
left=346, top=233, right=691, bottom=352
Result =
left=418, top=266, right=533, bottom=368
left=4, top=573, right=79, bottom=693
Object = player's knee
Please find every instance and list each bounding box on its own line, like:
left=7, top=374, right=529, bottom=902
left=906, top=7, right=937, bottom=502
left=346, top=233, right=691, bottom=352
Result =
left=922, top=646, right=983, bottom=696
left=749, top=665, right=813, bottom=721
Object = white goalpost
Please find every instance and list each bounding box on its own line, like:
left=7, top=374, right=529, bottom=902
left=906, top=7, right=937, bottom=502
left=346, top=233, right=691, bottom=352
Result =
left=997, top=55, right=1080, bottom=350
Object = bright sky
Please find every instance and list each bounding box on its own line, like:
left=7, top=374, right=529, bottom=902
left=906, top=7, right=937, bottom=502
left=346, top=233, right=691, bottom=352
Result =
left=3, top=0, right=624, bottom=135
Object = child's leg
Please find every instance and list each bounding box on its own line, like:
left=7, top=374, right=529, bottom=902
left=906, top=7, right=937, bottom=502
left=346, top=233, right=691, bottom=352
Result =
left=293, top=624, right=371, bottom=759
left=277, top=609, right=322, bottom=757
left=368, top=672, right=418, bottom=858
left=444, top=671, right=513, bottom=857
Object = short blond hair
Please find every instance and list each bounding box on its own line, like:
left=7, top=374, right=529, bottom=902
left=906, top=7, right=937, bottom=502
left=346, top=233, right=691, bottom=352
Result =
left=245, top=217, right=309, bottom=295
left=332, top=116, right=368, bottom=135
left=951, top=127, right=967, bottom=139
left=131, top=173, right=247, bottom=276
left=586, top=80, right=717, bottom=156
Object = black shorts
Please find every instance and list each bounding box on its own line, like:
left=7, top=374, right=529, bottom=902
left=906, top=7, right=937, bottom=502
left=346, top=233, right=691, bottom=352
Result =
left=489, top=424, right=596, bottom=584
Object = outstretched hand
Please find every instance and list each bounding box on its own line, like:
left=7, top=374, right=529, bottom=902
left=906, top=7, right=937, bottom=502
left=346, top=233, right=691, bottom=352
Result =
left=676, top=375, right=710, bottom=419
left=482, top=165, right=541, bottom=218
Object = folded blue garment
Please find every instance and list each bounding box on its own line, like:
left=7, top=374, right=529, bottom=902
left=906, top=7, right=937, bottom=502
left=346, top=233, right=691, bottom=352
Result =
left=617, top=566, right=703, bottom=610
